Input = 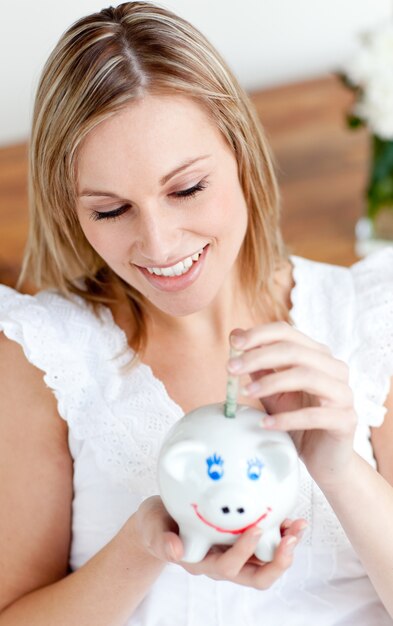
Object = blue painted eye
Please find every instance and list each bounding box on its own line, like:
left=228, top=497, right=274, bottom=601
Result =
left=247, top=458, right=263, bottom=480
left=206, top=453, right=224, bottom=480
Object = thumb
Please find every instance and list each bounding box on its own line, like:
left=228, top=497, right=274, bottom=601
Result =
left=137, top=497, right=183, bottom=562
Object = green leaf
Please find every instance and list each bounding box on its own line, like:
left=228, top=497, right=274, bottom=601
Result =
left=346, top=113, right=364, bottom=129
left=369, top=137, right=393, bottom=182
left=366, top=136, right=393, bottom=219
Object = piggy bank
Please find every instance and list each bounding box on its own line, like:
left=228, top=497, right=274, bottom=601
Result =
left=157, top=402, right=299, bottom=563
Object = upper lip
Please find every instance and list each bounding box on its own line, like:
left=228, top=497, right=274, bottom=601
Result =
left=134, top=244, right=208, bottom=269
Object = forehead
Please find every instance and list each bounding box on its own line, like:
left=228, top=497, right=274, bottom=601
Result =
left=77, top=94, right=227, bottom=183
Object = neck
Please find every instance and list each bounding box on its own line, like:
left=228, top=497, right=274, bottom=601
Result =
left=145, top=268, right=258, bottom=346
left=111, top=258, right=294, bottom=349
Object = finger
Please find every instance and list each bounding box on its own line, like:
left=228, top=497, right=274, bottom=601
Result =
left=280, top=518, right=293, bottom=534
left=227, top=534, right=299, bottom=589
left=242, top=366, right=353, bottom=406
left=230, top=323, right=330, bottom=354
left=261, top=406, right=358, bottom=436
left=280, top=518, right=308, bottom=539
left=205, top=527, right=264, bottom=579
left=246, top=518, right=307, bottom=565
left=251, top=535, right=299, bottom=589
left=228, top=342, right=348, bottom=383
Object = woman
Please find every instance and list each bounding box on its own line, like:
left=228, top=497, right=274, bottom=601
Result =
left=0, top=3, right=393, bottom=624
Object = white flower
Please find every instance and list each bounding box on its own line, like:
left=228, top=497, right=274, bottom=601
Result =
left=343, top=23, right=393, bottom=138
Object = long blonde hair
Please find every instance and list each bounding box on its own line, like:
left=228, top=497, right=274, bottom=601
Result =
left=20, top=1, right=288, bottom=358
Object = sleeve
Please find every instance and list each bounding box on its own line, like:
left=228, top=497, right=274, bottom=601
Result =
left=349, top=248, right=393, bottom=427
left=0, top=284, right=111, bottom=446
left=0, top=284, right=91, bottom=404
left=0, top=284, right=158, bottom=493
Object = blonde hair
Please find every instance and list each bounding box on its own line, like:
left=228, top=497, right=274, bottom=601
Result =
left=20, top=1, right=288, bottom=359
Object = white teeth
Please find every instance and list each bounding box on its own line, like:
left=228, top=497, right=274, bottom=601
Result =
left=162, top=266, right=175, bottom=277
left=145, top=246, right=206, bottom=277
left=172, top=262, right=184, bottom=276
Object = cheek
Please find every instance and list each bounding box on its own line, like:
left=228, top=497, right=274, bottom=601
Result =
left=197, top=179, right=247, bottom=236
left=78, top=220, right=129, bottom=263
left=218, top=181, right=249, bottom=237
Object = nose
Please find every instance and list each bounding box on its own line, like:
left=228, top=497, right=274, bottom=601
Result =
left=221, top=506, right=246, bottom=515
left=136, top=206, right=179, bottom=265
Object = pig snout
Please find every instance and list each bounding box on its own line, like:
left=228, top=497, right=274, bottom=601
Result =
left=198, top=486, right=267, bottom=530
left=220, top=505, right=246, bottom=515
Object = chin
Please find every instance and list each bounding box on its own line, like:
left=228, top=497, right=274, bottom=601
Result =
left=150, top=280, right=222, bottom=317
left=153, top=296, right=213, bottom=318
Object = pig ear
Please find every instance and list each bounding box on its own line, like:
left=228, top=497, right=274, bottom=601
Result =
left=258, top=441, right=298, bottom=481
left=160, top=440, right=207, bottom=482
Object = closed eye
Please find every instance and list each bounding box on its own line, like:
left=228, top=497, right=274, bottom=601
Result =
left=89, top=204, right=130, bottom=222
left=171, top=180, right=208, bottom=201
left=89, top=180, right=208, bottom=221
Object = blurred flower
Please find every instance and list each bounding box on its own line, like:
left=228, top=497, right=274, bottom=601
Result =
left=343, top=23, right=393, bottom=139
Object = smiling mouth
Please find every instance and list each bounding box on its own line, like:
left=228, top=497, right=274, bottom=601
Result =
left=191, top=503, right=272, bottom=534
left=133, top=243, right=209, bottom=293
left=134, top=244, right=209, bottom=277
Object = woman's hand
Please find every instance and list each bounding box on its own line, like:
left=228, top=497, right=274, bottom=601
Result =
left=135, top=496, right=306, bottom=590
left=228, top=323, right=357, bottom=488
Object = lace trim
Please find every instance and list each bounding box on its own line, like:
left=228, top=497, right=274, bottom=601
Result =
left=349, top=248, right=393, bottom=426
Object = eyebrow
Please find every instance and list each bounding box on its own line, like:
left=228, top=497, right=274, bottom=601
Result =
left=79, top=154, right=212, bottom=197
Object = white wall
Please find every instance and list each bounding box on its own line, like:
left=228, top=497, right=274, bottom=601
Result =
left=0, top=0, right=391, bottom=146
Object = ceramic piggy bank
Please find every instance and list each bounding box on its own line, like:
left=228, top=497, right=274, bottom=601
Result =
left=157, top=402, right=299, bottom=563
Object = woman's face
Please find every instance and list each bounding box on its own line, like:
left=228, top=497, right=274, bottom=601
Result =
left=76, top=94, right=248, bottom=317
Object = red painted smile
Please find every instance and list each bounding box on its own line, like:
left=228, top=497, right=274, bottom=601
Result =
left=191, top=503, right=272, bottom=534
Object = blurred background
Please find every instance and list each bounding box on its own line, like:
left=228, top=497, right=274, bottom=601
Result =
left=0, top=0, right=392, bottom=287
left=1, top=0, right=391, bottom=144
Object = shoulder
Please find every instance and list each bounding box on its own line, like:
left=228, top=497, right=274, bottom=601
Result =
left=291, top=249, right=393, bottom=334
left=0, top=285, right=93, bottom=427
left=348, top=249, right=393, bottom=425
left=349, top=248, right=393, bottom=321
left=290, top=255, right=355, bottom=351
left=291, top=254, right=355, bottom=306
left=0, top=284, right=117, bottom=361
left=0, top=283, right=100, bottom=328
left=0, top=282, right=135, bottom=440
left=347, top=249, right=393, bottom=359
left=0, top=283, right=126, bottom=420
left=0, top=284, right=92, bottom=335
left=0, top=329, right=69, bottom=446
left=292, top=251, right=393, bottom=429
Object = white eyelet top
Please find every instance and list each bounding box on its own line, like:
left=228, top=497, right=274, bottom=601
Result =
left=1, top=250, right=393, bottom=626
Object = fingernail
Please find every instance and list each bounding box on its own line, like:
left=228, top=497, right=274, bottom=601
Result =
left=244, top=381, right=260, bottom=394
left=284, top=536, right=297, bottom=554
left=228, top=357, right=243, bottom=372
left=164, top=543, right=177, bottom=561
left=251, top=526, right=263, bottom=538
left=231, top=332, right=245, bottom=348
left=296, top=524, right=308, bottom=540
left=261, top=416, right=276, bottom=427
